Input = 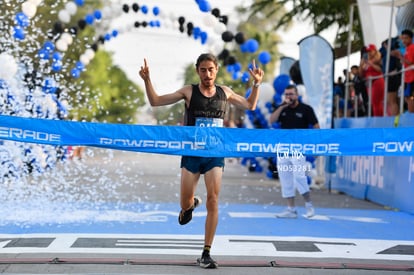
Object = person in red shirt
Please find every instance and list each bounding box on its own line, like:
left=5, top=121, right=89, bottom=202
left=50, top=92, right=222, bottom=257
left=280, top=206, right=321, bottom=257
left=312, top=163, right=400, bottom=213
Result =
left=394, top=29, right=414, bottom=113
left=360, top=44, right=385, bottom=116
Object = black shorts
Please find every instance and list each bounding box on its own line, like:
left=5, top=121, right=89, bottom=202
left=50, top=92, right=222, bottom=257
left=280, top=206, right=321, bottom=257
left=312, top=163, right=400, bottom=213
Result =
left=181, top=156, right=224, bottom=174
left=387, top=73, right=401, bottom=92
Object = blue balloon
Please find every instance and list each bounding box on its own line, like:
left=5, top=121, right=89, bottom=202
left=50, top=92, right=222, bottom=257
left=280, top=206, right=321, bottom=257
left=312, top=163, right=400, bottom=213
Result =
left=75, top=61, right=85, bottom=71
left=246, top=39, right=259, bottom=53
left=240, top=42, right=249, bottom=53
left=153, top=6, right=160, bottom=16
left=38, top=48, right=49, bottom=60
left=13, top=26, right=25, bottom=40
left=258, top=51, right=271, bottom=65
left=200, top=31, right=208, bottom=44
left=85, top=14, right=94, bottom=25
left=112, top=30, right=118, bottom=37
left=74, top=0, right=84, bottom=6
left=232, top=71, right=239, bottom=80
left=241, top=71, right=250, bottom=83
left=94, top=10, right=102, bottom=20
left=71, top=68, right=81, bottom=78
left=273, top=74, right=291, bottom=95
left=52, top=51, right=62, bottom=61
left=198, top=0, right=211, bottom=12
left=15, top=12, right=30, bottom=28
left=233, top=62, right=242, bottom=72
left=104, top=33, right=111, bottom=41
left=52, top=60, right=62, bottom=72
left=141, top=5, right=148, bottom=14
left=43, top=41, right=55, bottom=52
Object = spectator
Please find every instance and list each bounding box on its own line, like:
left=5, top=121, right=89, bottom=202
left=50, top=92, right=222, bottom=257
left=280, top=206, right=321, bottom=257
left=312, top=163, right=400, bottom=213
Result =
left=360, top=44, right=385, bottom=116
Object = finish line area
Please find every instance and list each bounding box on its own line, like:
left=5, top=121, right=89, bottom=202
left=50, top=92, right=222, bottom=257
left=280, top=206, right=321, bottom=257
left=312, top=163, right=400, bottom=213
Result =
left=0, top=115, right=414, bottom=272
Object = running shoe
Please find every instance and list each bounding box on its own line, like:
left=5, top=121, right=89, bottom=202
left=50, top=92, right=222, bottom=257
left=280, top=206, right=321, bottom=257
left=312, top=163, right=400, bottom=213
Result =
left=275, top=209, right=298, bottom=218
left=304, top=206, right=315, bottom=218
left=198, top=253, right=218, bottom=269
left=178, top=196, right=202, bottom=225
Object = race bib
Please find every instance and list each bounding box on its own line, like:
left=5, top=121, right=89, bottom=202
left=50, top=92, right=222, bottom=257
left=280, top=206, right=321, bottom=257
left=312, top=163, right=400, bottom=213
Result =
left=195, top=117, right=223, bottom=127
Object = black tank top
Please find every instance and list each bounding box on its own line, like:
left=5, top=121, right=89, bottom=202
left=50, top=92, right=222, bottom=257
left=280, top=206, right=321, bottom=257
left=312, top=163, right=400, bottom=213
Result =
left=184, top=84, right=227, bottom=127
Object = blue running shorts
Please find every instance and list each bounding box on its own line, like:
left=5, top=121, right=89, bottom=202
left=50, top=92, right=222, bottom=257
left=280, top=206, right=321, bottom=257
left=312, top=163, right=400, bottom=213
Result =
left=180, top=156, right=224, bottom=174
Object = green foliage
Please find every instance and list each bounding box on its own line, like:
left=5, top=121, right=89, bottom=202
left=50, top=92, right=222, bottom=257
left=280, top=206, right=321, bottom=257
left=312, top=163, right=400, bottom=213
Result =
left=250, top=0, right=363, bottom=57
left=1, top=0, right=145, bottom=123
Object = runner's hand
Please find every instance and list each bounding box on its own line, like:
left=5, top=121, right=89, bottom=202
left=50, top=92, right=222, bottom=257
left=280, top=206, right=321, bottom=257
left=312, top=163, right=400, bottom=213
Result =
left=139, top=58, right=150, bottom=81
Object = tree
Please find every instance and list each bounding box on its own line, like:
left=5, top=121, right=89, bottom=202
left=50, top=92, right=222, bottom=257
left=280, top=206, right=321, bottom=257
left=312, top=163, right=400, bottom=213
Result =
left=1, top=0, right=145, bottom=123
left=249, top=0, right=363, bottom=58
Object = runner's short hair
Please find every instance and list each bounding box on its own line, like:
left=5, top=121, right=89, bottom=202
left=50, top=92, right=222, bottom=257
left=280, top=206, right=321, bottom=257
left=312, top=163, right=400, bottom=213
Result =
left=196, top=53, right=218, bottom=69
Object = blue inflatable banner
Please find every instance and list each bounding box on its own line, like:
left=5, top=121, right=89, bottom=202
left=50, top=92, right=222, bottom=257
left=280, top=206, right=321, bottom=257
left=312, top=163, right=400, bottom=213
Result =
left=0, top=115, right=413, bottom=157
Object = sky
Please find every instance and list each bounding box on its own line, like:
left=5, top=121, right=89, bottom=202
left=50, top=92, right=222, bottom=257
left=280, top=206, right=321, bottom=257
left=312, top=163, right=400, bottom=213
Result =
left=102, top=0, right=394, bottom=95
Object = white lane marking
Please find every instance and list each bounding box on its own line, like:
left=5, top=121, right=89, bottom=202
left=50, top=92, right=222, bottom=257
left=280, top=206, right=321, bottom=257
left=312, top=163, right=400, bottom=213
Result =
left=0, top=234, right=412, bottom=261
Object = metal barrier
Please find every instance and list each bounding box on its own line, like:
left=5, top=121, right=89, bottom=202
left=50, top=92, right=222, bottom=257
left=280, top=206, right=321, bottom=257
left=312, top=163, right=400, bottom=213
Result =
left=342, top=65, right=414, bottom=117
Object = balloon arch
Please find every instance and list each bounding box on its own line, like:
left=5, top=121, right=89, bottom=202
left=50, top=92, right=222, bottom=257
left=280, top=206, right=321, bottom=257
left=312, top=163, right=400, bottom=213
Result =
left=1, top=0, right=312, bottom=180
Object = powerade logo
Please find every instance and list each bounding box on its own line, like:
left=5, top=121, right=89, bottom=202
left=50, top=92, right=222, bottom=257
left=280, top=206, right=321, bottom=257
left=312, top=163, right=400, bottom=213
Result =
left=100, top=138, right=206, bottom=150
left=0, top=127, right=61, bottom=142
left=372, top=141, right=413, bottom=153
left=236, top=142, right=341, bottom=155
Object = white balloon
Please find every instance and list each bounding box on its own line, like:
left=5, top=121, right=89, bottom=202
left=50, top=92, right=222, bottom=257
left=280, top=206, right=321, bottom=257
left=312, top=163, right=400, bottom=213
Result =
left=55, top=39, right=68, bottom=52
left=0, top=53, right=18, bottom=81
left=58, top=9, right=71, bottom=24
left=22, top=1, right=37, bottom=18
left=203, top=14, right=217, bottom=28
left=80, top=54, right=90, bottom=66
left=65, top=2, right=78, bottom=16
left=214, top=22, right=227, bottom=35
left=85, top=49, right=95, bottom=60
left=29, top=0, right=42, bottom=6
left=60, top=32, right=73, bottom=45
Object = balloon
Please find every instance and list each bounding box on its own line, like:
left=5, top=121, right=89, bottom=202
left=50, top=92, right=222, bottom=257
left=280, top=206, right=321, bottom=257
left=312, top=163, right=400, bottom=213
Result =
left=153, top=6, right=160, bottom=16
left=112, top=30, right=118, bottom=37
left=234, top=32, right=245, bottom=44
left=74, top=0, right=84, bottom=6
left=22, top=1, right=37, bottom=18
left=85, top=14, right=94, bottom=25
left=43, top=41, right=55, bottom=52
left=71, top=68, right=81, bottom=78
left=122, top=4, right=129, bottom=13
left=75, top=61, right=85, bottom=71
left=55, top=39, right=68, bottom=52
left=51, top=60, right=62, bottom=72
left=273, top=74, right=291, bottom=95
left=60, top=32, right=73, bottom=45
left=289, top=60, right=303, bottom=85
left=141, top=5, right=148, bottom=14
left=200, top=31, right=208, bottom=44
left=58, top=9, right=71, bottom=24
left=258, top=51, right=271, bottom=65
left=85, top=48, right=95, bottom=59
left=240, top=42, right=249, bottom=53
left=80, top=54, right=90, bottom=65
left=221, top=31, right=233, bottom=42
left=241, top=71, right=250, bottom=83
left=203, top=14, right=217, bottom=27
left=78, top=19, right=86, bottom=30
left=52, top=52, right=62, bottom=61
left=258, top=82, right=275, bottom=105
left=13, top=26, right=25, bottom=40
left=211, top=8, right=220, bottom=17
left=15, top=12, right=30, bottom=28
left=233, top=62, right=242, bottom=72
left=246, top=39, right=259, bottom=53
left=232, top=71, right=239, bottom=80
left=65, top=1, right=77, bottom=15
left=199, top=0, right=211, bottom=12
left=132, top=3, right=139, bottom=12
left=94, top=10, right=102, bottom=20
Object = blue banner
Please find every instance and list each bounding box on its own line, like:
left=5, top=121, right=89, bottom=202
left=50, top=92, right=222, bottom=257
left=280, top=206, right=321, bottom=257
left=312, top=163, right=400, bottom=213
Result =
left=0, top=115, right=413, bottom=157
left=298, top=35, right=334, bottom=129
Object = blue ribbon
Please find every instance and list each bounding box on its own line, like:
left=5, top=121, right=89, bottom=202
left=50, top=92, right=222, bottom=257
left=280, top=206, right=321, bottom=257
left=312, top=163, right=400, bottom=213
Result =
left=0, top=115, right=413, bottom=157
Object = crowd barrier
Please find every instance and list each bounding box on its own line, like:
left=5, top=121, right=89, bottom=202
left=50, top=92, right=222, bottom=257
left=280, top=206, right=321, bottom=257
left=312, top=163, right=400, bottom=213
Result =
left=332, top=113, right=414, bottom=214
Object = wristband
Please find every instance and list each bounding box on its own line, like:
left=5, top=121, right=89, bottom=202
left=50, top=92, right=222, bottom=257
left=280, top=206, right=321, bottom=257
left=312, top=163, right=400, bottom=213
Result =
left=253, top=82, right=260, bottom=88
